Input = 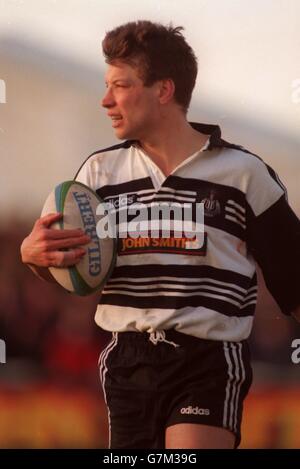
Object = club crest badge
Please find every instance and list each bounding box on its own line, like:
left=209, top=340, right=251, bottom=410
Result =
left=201, top=191, right=221, bottom=218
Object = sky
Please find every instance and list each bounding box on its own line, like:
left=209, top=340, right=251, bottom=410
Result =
left=0, top=0, right=299, bottom=138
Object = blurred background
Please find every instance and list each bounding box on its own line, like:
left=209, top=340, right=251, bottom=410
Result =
left=0, top=0, right=300, bottom=449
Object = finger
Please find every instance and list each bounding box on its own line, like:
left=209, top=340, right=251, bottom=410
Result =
left=37, top=213, right=63, bottom=228
left=44, top=228, right=89, bottom=239
left=50, top=248, right=86, bottom=267
left=46, top=235, right=91, bottom=250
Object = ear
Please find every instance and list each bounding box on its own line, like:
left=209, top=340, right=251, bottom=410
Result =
left=157, top=79, right=175, bottom=105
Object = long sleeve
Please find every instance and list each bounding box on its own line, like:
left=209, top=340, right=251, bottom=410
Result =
left=247, top=181, right=300, bottom=315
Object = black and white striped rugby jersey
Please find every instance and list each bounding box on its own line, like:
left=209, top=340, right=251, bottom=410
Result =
left=75, top=122, right=300, bottom=341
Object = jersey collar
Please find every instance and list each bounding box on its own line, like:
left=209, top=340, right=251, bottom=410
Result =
left=126, top=122, right=232, bottom=152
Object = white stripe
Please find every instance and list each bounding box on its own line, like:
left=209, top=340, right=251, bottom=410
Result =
left=99, top=333, right=118, bottom=387
left=98, top=334, right=118, bottom=448
left=99, top=333, right=118, bottom=384
left=140, top=201, right=194, bottom=209
left=227, top=200, right=246, bottom=214
left=103, top=189, right=154, bottom=200
left=138, top=194, right=195, bottom=202
left=240, top=299, right=257, bottom=309
left=225, top=214, right=246, bottom=229
left=102, top=289, right=244, bottom=308
left=229, top=343, right=240, bottom=430
left=99, top=332, right=119, bottom=449
left=98, top=335, right=115, bottom=366
left=223, top=341, right=234, bottom=428
left=159, top=187, right=197, bottom=196
left=225, top=206, right=246, bottom=223
left=247, top=286, right=258, bottom=294
left=107, top=276, right=249, bottom=294
left=114, top=222, right=256, bottom=271
left=233, top=343, right=246, bottom=432
left=243, top=292, right=257, bottom=301
left=103, top=283, right=246, bottom=301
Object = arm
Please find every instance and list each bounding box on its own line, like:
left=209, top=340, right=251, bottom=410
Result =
left=20, top=212, right=90, bottom=282
left=247, top=194, right=300, bottom=317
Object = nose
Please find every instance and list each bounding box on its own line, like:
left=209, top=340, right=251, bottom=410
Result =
left=101, top=87, right=115, bottom=108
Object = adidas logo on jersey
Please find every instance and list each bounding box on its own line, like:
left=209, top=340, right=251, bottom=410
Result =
left=106, top=194, right=137, bottom=209
left=180, top=406, right=210, bottom=416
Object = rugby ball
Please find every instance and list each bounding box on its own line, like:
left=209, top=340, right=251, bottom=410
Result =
left=41, top=180, right=117, bottom=296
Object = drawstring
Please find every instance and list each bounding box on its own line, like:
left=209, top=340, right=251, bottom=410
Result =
left=149, top=330, right=180, bottom=348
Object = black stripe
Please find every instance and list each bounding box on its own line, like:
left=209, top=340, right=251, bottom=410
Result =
left=242, top=296, right=257, bottom=305
left=161, top=176, right=246, bottom=205
left=249, top=272, right=257, bottom=288
left=105, top=209, right=245, bottom=241
left=209, top=216, right=245, bottom=240
left=107, top=278, right=249, bottom=296
left=103, top=286, right=246, bottom=302
left=110, top=264, right=254, bottom=290
left=139, top=189, right=195, bottom=197
left=134, top=192, right=156, bottom=199
left=137, top=196, right=196, bottom=203
left=99, top=292, right=256, bottom=317
left=96, top=177, right=154, bottom=199
left=231, top=343, right=244, bottom=433
left=226, top=211, right=246, bottom=225
left=207, top=135, right=244, bottom=152
left=100, top=176, right=247, bottom=240
left=104, top=191, right=156, bottom=202
left=265, top=164, right=288, bottom=200
left=227, top=343, right=238, bottom=431
left=233, top=344, right=245, bottom=433
left=156, top=176, right=247, bottom=240
left=225, top=211, right=246, bottom=225
left=189, top=122, right=222, bottom=143
left=158, top=188, right=197, bottom=195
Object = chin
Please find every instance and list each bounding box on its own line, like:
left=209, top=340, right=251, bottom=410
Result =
left=114, top=128, right=137, bottom=141
left=113, top=129, right=126, bottom=140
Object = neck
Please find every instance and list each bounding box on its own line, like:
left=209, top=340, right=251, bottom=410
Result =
left=138, top=113, right=208, bottom=176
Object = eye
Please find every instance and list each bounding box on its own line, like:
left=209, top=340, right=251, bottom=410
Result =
left=115, top=81, right=131, bottom=88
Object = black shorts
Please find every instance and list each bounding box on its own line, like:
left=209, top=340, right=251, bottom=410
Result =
left=99, top=329, right=252, bottom=449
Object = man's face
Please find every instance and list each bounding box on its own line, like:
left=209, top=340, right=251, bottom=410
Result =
left=102, top=61, right=161, bottom=141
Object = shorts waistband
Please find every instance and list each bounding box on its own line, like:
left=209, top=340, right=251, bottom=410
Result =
left=114, top=329, right=210, bottom=348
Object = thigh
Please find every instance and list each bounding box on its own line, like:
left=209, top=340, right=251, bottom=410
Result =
left=99, top=332, right=164, bottom=449
left=166, top=423, right=235, bottom=449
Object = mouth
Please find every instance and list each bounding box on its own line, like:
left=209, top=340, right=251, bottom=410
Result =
left=108, top=114, right=123, bottom=128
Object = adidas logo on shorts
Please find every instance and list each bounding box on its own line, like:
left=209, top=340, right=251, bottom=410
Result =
left=180, top=406, right=210, bottom=416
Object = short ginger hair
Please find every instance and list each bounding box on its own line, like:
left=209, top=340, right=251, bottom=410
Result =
left=102, top=20, right=198, bottom=113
